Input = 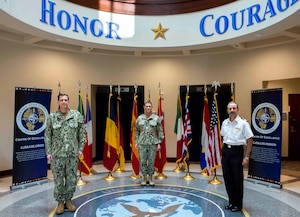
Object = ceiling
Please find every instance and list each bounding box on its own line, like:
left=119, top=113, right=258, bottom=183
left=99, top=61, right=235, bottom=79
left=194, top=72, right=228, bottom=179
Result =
left=0, top=1, right=299, bottom=57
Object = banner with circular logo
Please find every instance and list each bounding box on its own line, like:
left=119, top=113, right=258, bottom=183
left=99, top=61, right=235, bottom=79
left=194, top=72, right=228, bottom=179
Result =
left=248, top=88, right=282, bottom=187
left=12, top=87, right=52, bottom=189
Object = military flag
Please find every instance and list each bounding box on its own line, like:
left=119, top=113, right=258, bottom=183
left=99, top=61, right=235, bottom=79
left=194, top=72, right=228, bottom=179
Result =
left=154, top=95, right=167, bottom=174
left=130, top=94, right=139, bottom=176
left=103, top=93, right=119, bottom=172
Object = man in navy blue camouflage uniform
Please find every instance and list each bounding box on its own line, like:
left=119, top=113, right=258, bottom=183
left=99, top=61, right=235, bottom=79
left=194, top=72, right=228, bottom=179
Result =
left=45, top=93, right=86, bottom=215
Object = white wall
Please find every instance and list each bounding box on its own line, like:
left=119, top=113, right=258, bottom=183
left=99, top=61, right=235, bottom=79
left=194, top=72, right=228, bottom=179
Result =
left=1, top=39, right=300, bottom=171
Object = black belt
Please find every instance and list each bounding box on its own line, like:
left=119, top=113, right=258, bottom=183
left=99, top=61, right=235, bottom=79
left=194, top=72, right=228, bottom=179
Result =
left=224, top=143, right=244, bottom=149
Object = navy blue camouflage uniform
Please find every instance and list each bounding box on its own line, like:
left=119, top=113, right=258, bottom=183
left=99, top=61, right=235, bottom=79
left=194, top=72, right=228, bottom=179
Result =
left=44, top=109, right=86, bottom=202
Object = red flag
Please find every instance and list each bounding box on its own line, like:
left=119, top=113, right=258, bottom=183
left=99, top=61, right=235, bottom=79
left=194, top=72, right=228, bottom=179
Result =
left=117, top=95, right=125, bottom=171
left=208, top=93, right=222, bottom=170
left=103, top=93, right=118, bottom=172
left=130, top=94, right=139, bottom=176
left=174, top=95, right=184, bottom=162
left=79, top=93, right=93, bottom=175
left=154, top=95, right=167, bottom=174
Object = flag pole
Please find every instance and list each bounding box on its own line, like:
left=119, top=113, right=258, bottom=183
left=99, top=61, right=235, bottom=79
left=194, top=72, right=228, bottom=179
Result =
left=115, top=85, right=125, bottom=173
left=182, top=85, right=194, bottom=181
left=208, top=168, right=222, bottom=184
left=155, top=82, right=167, bottom=180
left=200, top=84, right=209, bottom=176
left=183, top=152, right=195, bottom=180
left=85, top=85, right=95, bottom=176
left=155, top=173, right=167, bottom=179
left=208, top=81, right=222, bottom=185
left=148, top=86, right=151, bottom=101
left=57, top=82, right=61, bottom=111
left=77, top=158, right=87, bottom=186
left=58, top=81, right=61, bottom=94
left=173, top=164, right=184, bottom=172
left=103, top=171, right=117, bottom=181
left=231, top=82, right=235, bottom=101
left=77, top=80, right=87, bottom=186
left=130, top=84, right=142, bottom=179
left=173, top=87, right=185, bottom=173
left=103, top=82, right=117, bottom=181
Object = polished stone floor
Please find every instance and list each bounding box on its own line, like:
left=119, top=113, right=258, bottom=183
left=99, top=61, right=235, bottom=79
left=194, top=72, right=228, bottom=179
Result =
left=0, top=161, right=300, bottom=217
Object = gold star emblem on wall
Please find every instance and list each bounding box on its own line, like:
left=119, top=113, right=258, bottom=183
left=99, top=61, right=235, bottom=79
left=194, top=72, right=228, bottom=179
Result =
left=151, top=23, right=169, bottom=40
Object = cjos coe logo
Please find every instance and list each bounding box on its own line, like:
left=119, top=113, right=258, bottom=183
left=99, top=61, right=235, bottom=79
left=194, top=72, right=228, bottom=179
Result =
left=251, top=102, right=281, bottom=135
left=16, top=102, right=49, bottom=135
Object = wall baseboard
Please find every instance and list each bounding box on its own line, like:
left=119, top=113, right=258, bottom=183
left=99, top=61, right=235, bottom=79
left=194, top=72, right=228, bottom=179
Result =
left=0, top=170, right=11, bottom=178
left=0, top=157, right=292, bottom=177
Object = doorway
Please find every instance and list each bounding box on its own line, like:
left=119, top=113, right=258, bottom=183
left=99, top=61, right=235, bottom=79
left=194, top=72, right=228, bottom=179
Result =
left=179, top=84, right=232, bottom=162
left=288, top=94, right=300, bottom=160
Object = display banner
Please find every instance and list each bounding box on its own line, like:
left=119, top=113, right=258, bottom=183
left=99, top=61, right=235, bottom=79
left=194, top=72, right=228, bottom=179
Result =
left=248, top=88, right=282, bottom=187
left=11, top=87, right=52, bottom=190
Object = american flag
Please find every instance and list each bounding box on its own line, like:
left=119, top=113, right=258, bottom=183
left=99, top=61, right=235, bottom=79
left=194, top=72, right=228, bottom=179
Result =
left=208, top=93, right=222, bottom=169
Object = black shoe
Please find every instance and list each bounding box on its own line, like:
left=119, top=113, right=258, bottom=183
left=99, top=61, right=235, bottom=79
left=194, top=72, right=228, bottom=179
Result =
left=225, top=204, right=233, bottom=210
left=231, top=206, right=242, bottom=212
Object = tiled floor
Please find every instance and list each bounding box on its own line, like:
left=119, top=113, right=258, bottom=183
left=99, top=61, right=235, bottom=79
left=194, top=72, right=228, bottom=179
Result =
left=0, top=161, right=300, bottom=217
